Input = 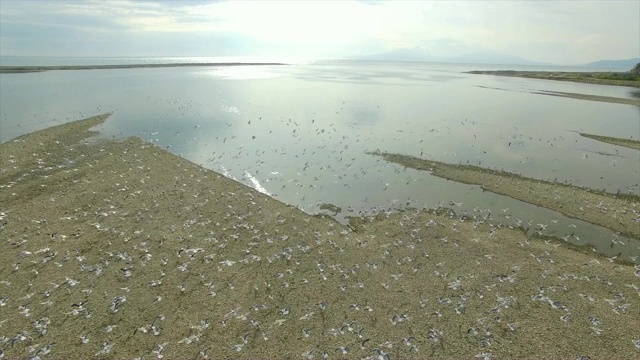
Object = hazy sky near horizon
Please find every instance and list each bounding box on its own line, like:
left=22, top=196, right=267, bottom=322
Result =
left=0, top=0, right=638, bottom=64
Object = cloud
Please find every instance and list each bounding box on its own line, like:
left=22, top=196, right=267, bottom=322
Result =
left=0, top=0, right=638, bottom=63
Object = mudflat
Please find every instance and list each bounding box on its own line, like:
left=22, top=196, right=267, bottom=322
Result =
left=1, top=115, right=639, bottom=359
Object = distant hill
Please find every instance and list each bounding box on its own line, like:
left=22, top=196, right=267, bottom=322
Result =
left=446, top=51, right=547, bottom=66
left=359, top=48, right=439, bottom=62
left=358, top=50, right=640, bottom=69
left=584, top=58, right=640, bottom=69
left=359, top=48, right=547, bottom=66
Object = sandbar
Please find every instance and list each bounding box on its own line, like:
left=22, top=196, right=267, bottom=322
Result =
left=476, top=85, right=640, bottom=105
left=580, top=133, right=640, bottom=151
left=467, top=70, right=640, bottom=88
left=368, top=151, right=640, bottom=240
left=0, top=62, right=286, bottom=74
left=532, top=90, right=640, bottom=106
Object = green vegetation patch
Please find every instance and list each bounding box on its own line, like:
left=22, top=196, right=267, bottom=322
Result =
left=319, top=203, right=342, bottom=214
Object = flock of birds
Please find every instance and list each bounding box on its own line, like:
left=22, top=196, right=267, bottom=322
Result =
left=1, top=195, right=640, bottom=359
left=1, top=65, right=639, bottom=358
left=120, top=92, right=640, bottom=261
left=1, top=124, right=640, bottom=358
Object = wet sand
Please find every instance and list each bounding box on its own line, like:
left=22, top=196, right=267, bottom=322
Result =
left=468, top=70, right=640, bottom=88
left=580, top=133, right=640, bottom=151
left=0, top=63, right=286, bottom=73
left=1, top=115, right=639, bottom=359
left=475, top=85, right=640, bottom=106
left=532, top=90, right=640, bottom=106
left=369, top=151, right=640, bottom=240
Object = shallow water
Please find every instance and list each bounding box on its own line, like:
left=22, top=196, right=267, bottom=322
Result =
left=1, top=61, right=638, bottom=260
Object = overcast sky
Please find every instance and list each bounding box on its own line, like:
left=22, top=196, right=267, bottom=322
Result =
left=0, top=0, right=638, bottom=64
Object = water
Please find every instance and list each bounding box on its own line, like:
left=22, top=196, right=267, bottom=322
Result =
left=1, top=59, right=638, bottom=260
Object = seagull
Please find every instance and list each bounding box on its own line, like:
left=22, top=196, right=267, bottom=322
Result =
left=375, top=349, right=391, bottom=360
left=360, top=338, right=370, bottom=349
left=96, top=341, right=113, bottom=356
left=402, top=337, right=415, bottom=346
left=536, top=223, right=548, bottom=230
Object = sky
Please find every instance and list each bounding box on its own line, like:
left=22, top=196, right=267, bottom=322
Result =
left=0, top=0, right=638, bottom=64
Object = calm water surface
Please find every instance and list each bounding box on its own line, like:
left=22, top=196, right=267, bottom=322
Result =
left=1, top=61, right=638, bottom=260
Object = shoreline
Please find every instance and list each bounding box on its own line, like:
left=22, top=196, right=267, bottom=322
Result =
left=0, top=62, right=288, bottom=73
left=368, top=151, right=640, bottom=240
left=467, top=70, right=640, bottom=88
left=580, top=132, right=640, bottom=150
left=476, top=85, right=640, bottom=106
left=532, top=90, right=640, bottom=106
left=1, top=115, right=639, bottom=359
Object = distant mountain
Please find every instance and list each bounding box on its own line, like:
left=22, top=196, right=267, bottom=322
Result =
left=583, top=58, right=640, bottom=69
left=358, top=48, right=439, bottom=62
left=446, top=51, right=547, bottom=66
left=359, top=48, right=547, bottom=66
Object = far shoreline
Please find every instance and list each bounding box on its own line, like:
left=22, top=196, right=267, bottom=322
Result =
left=467, top=70, right=640, bottom=88
left=0, top=62, right=288, bottom=73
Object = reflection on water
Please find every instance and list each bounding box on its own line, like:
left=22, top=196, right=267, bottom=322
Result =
left=1, top=61, right=638, bottom=261
left=197, top=66, right=286, bottom=80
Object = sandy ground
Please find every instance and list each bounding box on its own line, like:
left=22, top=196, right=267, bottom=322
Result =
left=475, top=85, right=640, bottom=106
left=580, top=133, right=640, bottom=151
left=1, top=115, right=639, bottom=359
left=531, top=90, right=640, bottom=106
left=467, top=70, right=640, bottom=88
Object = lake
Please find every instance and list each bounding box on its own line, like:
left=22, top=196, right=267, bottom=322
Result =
left=1, top=59, right=638, bottom=260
